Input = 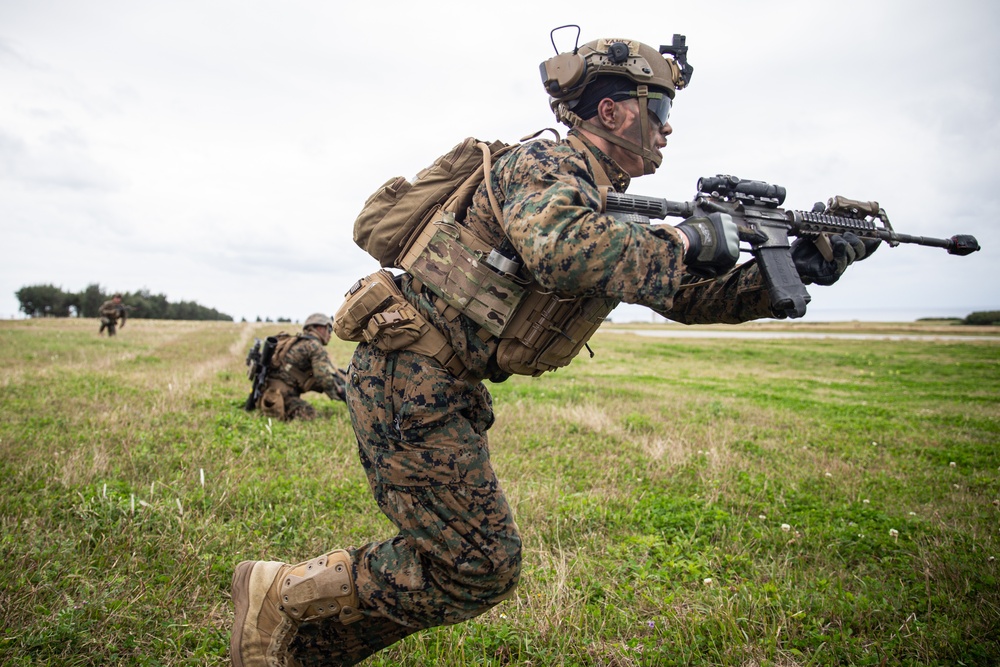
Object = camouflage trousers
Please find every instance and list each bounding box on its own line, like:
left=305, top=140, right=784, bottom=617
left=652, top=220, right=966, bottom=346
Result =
left=98, top=317, right=117, bottom=336
left=257, top=379, right=318, bottom=422
left=289, top=343, right=522, bottom=666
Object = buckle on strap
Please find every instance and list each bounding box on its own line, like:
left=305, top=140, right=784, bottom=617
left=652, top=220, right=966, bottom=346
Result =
left=371, top=309, right=415, bottom=330
left=435, top=348, right=472, bottom=382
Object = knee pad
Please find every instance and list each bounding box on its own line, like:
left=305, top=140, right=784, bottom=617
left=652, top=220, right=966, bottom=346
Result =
left=279, top=549, right=361, bottom=625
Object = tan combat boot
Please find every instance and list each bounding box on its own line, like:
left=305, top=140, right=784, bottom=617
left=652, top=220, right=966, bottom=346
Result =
left=231, top=550, right=361, bottom=667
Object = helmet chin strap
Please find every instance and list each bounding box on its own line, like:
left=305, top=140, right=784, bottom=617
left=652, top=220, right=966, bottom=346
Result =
left=633, top=88, right=659, bottom=175
left=557, top=86, right=662, bottom=175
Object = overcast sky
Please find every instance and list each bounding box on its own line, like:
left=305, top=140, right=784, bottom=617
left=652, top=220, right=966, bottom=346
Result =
left=2, top=0, right=997, bottom=323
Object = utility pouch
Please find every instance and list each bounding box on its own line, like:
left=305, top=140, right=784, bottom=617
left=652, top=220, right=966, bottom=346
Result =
left=364, top=302, right=424, bottom=351
left=333, top=269, right=474, bottom=380
left=399, top=211, right=526, bottom=338
left=259, top=381, right=288, bottom=420
left=333, top=270, right=399, bottom=343
left=496, top=292, right=616, bottom=376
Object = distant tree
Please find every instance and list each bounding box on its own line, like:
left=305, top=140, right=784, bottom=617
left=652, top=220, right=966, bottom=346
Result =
left=79, top=284, right=107, bottom=318
left=64, top=292, right=81, bottom=317
left=15, top=284, right=73, bottom=317
left=15, top=283, right=232, bottom=321
left=963, top=311, right=1000, bottom=325
left=123, top=289, right=165, bottom=319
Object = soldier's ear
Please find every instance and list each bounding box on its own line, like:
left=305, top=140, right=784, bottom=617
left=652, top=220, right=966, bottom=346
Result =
left=596, top=98, right=619, bottom=130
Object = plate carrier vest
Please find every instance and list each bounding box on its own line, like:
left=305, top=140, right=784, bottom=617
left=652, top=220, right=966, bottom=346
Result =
left=336, top=133, right=617, bottom=380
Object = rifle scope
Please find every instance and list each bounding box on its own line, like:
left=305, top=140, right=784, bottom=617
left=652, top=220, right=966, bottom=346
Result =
left=698, top=174, right=786, bottom=206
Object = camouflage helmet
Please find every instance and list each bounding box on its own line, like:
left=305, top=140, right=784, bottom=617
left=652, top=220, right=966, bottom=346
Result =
left=540, top=29, right=693, bottom=175
left=303, top=312, right=332, bottom=329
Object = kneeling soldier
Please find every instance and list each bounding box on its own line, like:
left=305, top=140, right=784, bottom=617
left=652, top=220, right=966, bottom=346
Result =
left=256, top=313, right=347, bottom=421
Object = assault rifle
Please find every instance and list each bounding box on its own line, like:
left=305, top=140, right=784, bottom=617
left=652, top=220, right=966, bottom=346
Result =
left=244, top=336, right=278, bottom=411
left=604, top=174, right=980, bottom=319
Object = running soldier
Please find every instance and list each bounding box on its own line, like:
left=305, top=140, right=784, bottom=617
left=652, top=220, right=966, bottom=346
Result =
left=231, top=33, right=876, bottom=666
left=98, top=294, right=126, bottom=337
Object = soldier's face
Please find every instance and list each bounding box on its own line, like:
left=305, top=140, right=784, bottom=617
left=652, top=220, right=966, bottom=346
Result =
left=317, top=325, right=332, bottom=346
left=613, top=99, right=671, bottom=177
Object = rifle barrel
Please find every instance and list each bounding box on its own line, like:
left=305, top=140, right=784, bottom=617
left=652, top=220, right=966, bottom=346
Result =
left=605, top=191, right=979, bottom=255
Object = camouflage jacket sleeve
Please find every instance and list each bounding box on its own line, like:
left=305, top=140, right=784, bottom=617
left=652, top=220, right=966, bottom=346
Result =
left=491, top=137, right=690, bottom=310
left=660, top=260, right=777, bottom=324
left=288, top=336, right=345, bottom=399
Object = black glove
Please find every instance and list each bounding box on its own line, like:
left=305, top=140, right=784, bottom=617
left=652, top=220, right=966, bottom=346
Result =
left=791, top=232, right=880, bottom=286
left=675, top=212, right=740, bottom=278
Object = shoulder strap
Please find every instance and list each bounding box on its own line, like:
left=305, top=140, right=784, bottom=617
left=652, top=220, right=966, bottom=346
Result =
left=269, top=333, right=298, bottom=368
left=480, top=142, right=505, bottom=225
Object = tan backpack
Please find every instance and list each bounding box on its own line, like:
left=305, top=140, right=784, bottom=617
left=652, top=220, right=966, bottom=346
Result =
left=268, top=332, right=319, bottom=391
left=268, top=333, right=297, bottom=368
left=353, top=137, right=513, bottom=268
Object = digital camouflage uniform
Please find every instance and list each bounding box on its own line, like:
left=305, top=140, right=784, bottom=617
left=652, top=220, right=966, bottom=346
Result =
left=98, top=299, right=126, bottom=336
left=283, top=130, right=775, bottom=666
left=257, top=333, right=348, bottom=422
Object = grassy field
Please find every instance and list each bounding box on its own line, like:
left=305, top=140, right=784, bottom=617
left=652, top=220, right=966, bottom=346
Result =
left=0, top=317, right=997, bottom=666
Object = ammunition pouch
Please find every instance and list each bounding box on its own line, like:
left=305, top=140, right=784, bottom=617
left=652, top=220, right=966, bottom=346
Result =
left=495, top=292, right=616, bottom=376
left=334, top=270, right=475, bottom=381
left=334, top=271, right=396, bottom=343
left=364, top=303, right=424, bottom=350
left=398, top=211, right=527, bottom=338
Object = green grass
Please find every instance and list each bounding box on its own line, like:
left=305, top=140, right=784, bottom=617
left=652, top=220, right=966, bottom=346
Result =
left=1, top=318, right=998, bottom=666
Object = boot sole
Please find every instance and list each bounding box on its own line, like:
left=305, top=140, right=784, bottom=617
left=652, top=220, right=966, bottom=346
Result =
left=230, top=560, right=256, bottom=667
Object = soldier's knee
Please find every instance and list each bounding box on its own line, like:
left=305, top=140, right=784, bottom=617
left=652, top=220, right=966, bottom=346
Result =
left=446, top=554, right=520, bottom=622
left=289, top=403, right=317, bottom=421
left=486, top=554, right=521, bottom=604
left=450, top=534, right=522, bottom=605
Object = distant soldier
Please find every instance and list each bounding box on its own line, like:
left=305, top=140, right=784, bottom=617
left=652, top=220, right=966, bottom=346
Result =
left=98, top=294, right=126, bottom=336
left=255, top=313, right=348, bottom=421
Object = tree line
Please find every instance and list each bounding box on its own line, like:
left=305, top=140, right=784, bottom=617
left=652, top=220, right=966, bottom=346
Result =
left=15, top=284, right=233, bottom=321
